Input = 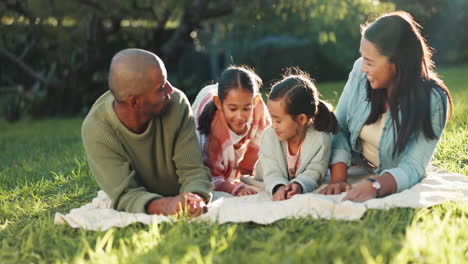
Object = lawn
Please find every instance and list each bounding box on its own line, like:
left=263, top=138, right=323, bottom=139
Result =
left=0, top=65, right=467, bottom=264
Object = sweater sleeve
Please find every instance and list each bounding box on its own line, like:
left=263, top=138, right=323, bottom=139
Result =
left=330, top=58, right=362, bottom=166
left=172, top=93, right=214, bottom=202
left=82, top=120, right=161, bottom=213
left=290, top=132, right=331, bottom=193
left=258, top=128, right=289, bottom=195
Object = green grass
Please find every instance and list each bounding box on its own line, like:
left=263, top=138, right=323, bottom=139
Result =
left=1, top=65, right=467, bottom=264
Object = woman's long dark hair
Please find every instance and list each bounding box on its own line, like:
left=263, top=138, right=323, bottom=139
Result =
left=269, top=70, right=338, bottom=134
left=362, top=11, right=452, bottom=157
left=197, top=65, right=262, bottom=135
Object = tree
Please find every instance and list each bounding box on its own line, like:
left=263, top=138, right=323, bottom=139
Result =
left=382, top=0, right=468, bottom=64
left=202, top=0, right=394, bottom=82
left=0, top=0, right=234, bottom=120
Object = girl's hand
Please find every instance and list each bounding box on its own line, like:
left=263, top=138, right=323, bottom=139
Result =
left=319, top=182, right=351, bottom=195
left=285, top=183, right=303, bottom=199
left=342, top=180, right=376, bottom=202
left=273, top=185, right=287, bottom=201
left=235, top=186, right=257, bottom=196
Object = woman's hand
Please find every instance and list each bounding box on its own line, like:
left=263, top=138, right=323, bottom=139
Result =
left=235, top=186, right=257, bottom=196
left=342, top=180, right=376, bottom=202
left=322, top=162, right=350, bottom=195
left=319, top=182, right=351, bottom=195
left=273, top=185, right=287, bottom=201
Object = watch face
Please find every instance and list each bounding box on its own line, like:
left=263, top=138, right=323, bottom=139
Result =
left=373, top=181, right=381, bottom=191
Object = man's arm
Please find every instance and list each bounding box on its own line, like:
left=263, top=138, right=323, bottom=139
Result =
left=82, top=119, right=161, bottom=213
left=146, top=192, right=206, bottom=217
left=172, top=91, right=214, bottom=202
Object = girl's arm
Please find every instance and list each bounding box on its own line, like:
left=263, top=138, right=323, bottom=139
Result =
left=290, top=132, right=331, bottom=193
left=258, top=128, right=289, bottom=195
left=211, top=176, right=245, bottom=195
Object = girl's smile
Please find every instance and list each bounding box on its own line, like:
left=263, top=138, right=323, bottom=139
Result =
left=215, top=88, right=255, bottom=135
left=267, top=99, right=306, bottom=144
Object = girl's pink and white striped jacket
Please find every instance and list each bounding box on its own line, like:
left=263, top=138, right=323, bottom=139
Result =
left=192, top=84, right=270, bottom=195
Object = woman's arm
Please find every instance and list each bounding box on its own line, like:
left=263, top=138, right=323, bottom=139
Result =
left=344, top=88, right=448, bottom=201
left=322, top=59, right=363, bottom=194
left=381, top=88, right=448, bottom=192
left=342, top=172, right=397, bottom=202
left=319, top=162, right=351, bottom=195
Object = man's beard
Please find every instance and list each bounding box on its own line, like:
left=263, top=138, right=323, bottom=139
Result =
left=152, top=96, right=172, bottom=118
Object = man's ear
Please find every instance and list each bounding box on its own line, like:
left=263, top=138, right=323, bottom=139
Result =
left=391, top=62, right=397, bottom=77
left=128, top=95, right=138, bottom=109
left=213, top=96, right=222, bottom=110
left=297, top=114, right=309, bottom=127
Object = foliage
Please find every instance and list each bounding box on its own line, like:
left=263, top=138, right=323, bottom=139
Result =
left=0, top=64, right=467, bottom=263
left=1, top=0, right=467, bottom=121
left=0, top=0, right=233, bottom=120
left=382, top=0, right=468, bottom=64
left=220, top=0, right=393, bottom=82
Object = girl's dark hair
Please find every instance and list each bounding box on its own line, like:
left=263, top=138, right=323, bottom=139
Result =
left=198, top=65, right=262, bottom=135
left=269, top=70, right=338, bottom=134
left=361, top=11, right=452, bottom=157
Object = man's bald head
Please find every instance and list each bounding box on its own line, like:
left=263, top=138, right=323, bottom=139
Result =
left=108, top=49, right=166, bottom=102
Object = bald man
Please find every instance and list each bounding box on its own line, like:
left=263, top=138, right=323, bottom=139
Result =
left=82, top=49, right=213, bottom=217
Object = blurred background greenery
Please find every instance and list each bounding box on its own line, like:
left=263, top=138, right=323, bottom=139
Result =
left=1, top=0, right=467, bottom=122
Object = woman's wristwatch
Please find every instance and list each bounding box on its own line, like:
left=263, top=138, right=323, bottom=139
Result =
left=367, top=178, right=381, bottom=197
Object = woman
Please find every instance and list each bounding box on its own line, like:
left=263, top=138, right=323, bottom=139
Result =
left=320, top=11, right=452, bottom=202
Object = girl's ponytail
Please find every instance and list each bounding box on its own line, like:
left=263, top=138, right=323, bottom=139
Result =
left=270, top=69, right=339, bottom=134
left=314, top=100, right=338, bottom=134
left=197, top=101, right=217, bottom=135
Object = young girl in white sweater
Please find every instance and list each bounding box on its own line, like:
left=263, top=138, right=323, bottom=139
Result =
left=256, top=71, right=338, bottom=201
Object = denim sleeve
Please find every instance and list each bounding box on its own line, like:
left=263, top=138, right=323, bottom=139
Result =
left=381, top=88, right=448, bottom=192
left=330, top=58, right=362, bottom=166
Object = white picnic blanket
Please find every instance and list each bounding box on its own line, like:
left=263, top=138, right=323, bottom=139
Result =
left=55, top=166, right=468, bottom=231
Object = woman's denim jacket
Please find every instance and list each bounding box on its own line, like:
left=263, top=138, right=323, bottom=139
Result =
left=330, top=58, right=448, bottom=192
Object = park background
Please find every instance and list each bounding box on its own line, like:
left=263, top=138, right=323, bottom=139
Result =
left=1, top=0, right=467, bottom=263
left=1, top=0, right=467, bottom=121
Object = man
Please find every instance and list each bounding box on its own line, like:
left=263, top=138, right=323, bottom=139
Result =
left=82, top=48, right=213, bottom=217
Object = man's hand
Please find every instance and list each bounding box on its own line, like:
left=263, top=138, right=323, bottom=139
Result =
left=342, top=181, right=376, bottom=202
left=285, top=183, right=302, bottom=199
left=319, top=182, right=351, bottom=195
left=146, top=192, right=207, bottom=218
left=272, top=185, right=287, bottom=201
left=235, top=186, right=257, bottom=196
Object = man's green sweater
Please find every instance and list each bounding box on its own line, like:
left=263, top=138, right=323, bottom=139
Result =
left=82, top=89, right=213, bottom=213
